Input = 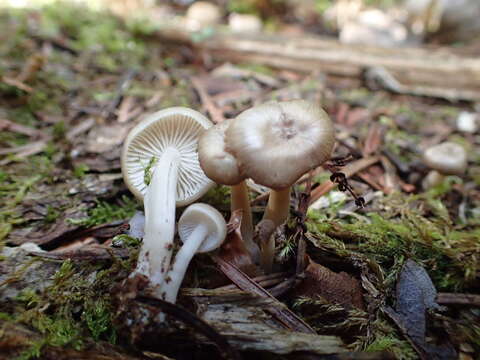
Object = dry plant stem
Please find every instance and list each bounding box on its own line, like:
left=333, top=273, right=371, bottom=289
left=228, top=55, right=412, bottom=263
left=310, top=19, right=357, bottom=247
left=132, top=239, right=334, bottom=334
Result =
left=213, top=255, right=316, bottom=334
left=231, top=181, right=257, bottom=258
left=309, top=156, right=380, bottom=205
left=263, top=187, right=291, bottom=227
left=134, top=147, right=180, bottom=297
left=436, top=292, right=480, bottom=306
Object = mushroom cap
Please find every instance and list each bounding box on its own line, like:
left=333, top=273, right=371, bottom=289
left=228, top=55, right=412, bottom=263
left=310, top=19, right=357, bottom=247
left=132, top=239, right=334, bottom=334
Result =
left=121, top=107, right=214, bottom=206
left=423, top=142, right=467, bottom=175
left=226, top=100, right=335, bottom=189
left=178, top=203, right=227, bottom=253
left=198, top=120, right=245, bottom=185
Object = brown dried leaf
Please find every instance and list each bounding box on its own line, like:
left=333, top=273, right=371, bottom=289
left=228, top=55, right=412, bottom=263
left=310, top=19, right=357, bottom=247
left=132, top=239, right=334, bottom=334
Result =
left=293, top=258, right=365, bottom=310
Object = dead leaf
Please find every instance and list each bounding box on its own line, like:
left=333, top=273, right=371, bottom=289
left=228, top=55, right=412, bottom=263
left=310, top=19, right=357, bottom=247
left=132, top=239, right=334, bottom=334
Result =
left=293, top=257, right=365, bottom=310
left=384, top=259, right=457, bottom=360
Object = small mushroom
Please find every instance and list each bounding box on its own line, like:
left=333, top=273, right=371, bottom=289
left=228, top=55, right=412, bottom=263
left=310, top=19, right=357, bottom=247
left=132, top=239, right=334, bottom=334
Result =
left=162, top=203, right=226, bottom=303
left=226, top=100, right=335, bottom=227
left=198, top=119, right=260, bottom=261
left=121, top=107, right=214, bottom=296
left=422, top=141, right=467, bottom=189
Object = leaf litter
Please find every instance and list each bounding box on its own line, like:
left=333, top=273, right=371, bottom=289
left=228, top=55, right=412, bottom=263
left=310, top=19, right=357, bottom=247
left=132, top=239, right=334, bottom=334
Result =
left=0, top=2, right=479, bottom=360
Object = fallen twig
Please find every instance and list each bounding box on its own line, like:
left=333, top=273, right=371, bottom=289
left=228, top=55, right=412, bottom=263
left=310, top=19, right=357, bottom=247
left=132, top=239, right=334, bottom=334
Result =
left=436, top=292, right=480, bottom=306
left=191, top=76, right=226, bottom=124
left=212, top=255, right=316, bottom=334
left=309, top=156, right=380, bottom=205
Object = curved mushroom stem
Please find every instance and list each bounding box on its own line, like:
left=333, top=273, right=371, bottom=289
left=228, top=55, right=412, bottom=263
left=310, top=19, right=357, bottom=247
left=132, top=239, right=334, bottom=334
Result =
left=162, top=223, right=209, bottom=303
left=262, top=187, right=291, bottom=228
left=231, top=181, right=259, bottom=262
left=133, top=147, right=180, bottom=297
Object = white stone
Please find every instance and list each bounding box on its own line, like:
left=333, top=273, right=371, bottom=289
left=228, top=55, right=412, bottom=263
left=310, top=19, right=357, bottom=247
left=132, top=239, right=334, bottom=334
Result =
left=185, top=1, right=221, bottom=31
left=457, top=112, right=478, bottom=133
left=310, top=191, right=347, bottom=210
left=340, top=9, right=408, bottom=47
left=228, top=13, right=262, bottom=33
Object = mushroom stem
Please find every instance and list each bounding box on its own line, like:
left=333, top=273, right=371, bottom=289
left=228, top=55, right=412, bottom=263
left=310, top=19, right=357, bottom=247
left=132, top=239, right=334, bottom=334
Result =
left=262, top=187, right=291, bottom=228
left=260, top=232, right=275, bottom=273
left=162, top=223, right=209, bottom=303
left=134, top=147, right=180, bottom=295
left=231, top=181, right=258, bottom=259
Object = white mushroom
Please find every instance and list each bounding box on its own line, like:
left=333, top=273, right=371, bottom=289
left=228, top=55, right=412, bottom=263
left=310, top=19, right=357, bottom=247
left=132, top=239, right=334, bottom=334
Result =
left=121, top=107, right=214, bottom=296
left=422, top=141, right=467, bottom=189
left=162, top=203, right=226, bottom=303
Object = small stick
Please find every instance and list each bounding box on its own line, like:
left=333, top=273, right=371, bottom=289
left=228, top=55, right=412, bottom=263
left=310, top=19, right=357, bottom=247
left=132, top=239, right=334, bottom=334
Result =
left=436, top=292, right=480, bottom=306
left=212, top=255, right=316, bottom=334
left=191, top=76, right=226, bottom=124
left=309, top=156, right=380, bottom=205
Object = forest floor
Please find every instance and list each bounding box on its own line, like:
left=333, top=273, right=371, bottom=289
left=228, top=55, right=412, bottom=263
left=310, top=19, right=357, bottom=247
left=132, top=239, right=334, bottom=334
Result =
left=0, top=3, right=479, bottom=360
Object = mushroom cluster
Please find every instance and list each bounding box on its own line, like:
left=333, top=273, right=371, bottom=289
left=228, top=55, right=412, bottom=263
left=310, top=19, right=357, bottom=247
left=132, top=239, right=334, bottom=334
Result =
left=198, top=100, right=335, bottom=270
left=121, top=100, right=335, bottom=304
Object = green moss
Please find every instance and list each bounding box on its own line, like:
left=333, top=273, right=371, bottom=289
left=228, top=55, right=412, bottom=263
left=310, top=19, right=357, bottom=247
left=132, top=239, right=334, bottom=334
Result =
left=143, top=157, right=157, bottom=186
left=366, top=335, right=416, bottom=359
left=83, top=299, right=117, bottom=343
left=73, top=164, right=89, bottom=179
left=10, top=257, right=131, bottom=359
left=307, top=191, right=480, bottom=293
left=67, top=195, right=137, bottom=227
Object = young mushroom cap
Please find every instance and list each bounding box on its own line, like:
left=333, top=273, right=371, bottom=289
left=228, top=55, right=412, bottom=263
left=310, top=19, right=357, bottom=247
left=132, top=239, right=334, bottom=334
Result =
left=177, top=203, right=227, bottom=253
left=226, top=99, right=335, bottom=190
left=122, top=107, right=214, bottom=205
left=162, top=203, right=227, bottom=303
left=423, top=142, right=467, bottom=175
left=198, top=119, right=258, bottom=260
left=198, top=119, right=244, bottom=185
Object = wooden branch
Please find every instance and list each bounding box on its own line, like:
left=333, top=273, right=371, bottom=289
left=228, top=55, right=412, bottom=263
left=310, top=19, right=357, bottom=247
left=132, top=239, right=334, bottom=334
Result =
left=154, top=23, right=480, bottom=101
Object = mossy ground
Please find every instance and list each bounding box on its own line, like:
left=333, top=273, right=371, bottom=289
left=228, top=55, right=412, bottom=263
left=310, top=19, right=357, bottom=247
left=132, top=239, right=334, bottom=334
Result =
left=0, top=2, right=479, bottom=359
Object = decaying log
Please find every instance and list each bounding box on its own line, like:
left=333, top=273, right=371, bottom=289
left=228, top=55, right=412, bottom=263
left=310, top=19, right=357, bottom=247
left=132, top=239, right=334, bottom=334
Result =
left=0, top=320, right=145, bottom=360
left=154, top=22, right=480, bottom=101
left=0, top=247, right=346, bottom=356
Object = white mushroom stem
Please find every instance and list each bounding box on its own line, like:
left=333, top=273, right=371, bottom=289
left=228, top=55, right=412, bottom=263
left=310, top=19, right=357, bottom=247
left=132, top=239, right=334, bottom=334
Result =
left=263, top=187, right=291, bottom=227
left=231, top=181, right=257, bottom=258
left=162, top=223, right=209, bottom=303
left=134, top=147, right=180, bottom=295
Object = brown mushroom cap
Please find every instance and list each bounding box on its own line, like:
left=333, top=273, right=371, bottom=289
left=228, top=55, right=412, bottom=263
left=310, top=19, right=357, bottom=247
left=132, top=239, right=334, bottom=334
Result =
left=226, top=100, right=335, bottom=189
left=423, top=142, right=467, bottom=175
left=198, top=119, right=245, bottom=185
